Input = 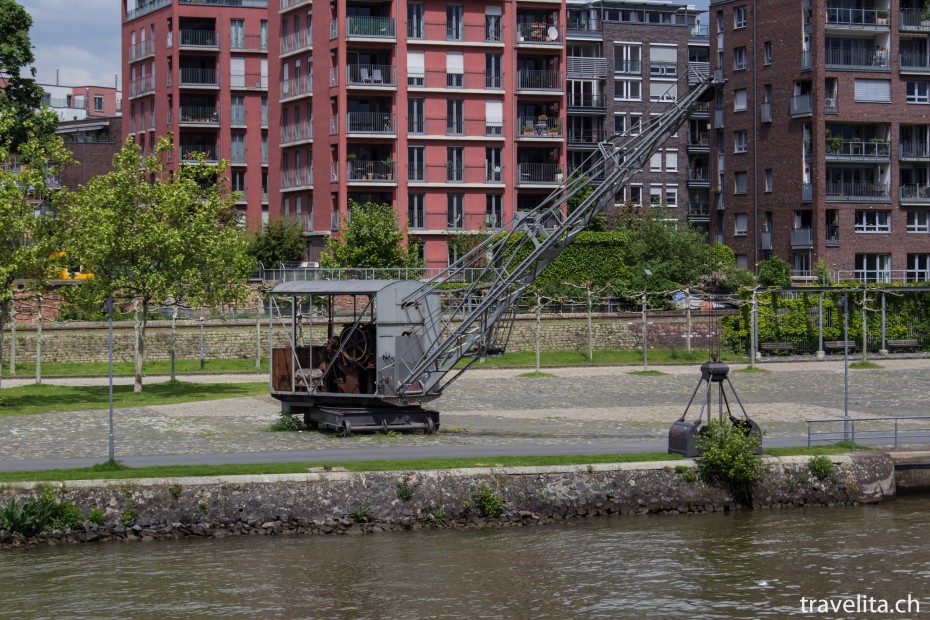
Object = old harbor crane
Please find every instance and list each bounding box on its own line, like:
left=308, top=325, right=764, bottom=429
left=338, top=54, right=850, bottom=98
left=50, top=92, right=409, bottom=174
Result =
left=268, top=70, right=725, bottom=435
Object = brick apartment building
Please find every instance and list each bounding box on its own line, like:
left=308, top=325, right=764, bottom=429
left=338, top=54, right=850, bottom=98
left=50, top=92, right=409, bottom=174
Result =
left=56, top=116, right=124, bottom=189
left=710, top=0, right=930, bottom=282
left=122, top=0, right=271, bottom=228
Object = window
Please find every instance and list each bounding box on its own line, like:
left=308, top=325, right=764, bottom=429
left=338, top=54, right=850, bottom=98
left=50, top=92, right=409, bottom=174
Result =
left=908, top=210, right=930, bottom=232
left=614, top=43, right=641, bottom=74
left=734, top=171, right=748, bottom=194
left=447, top=193, right=464, bottom=229
left=855, top=210, right=891, bottom=233
left=649, top=44, right=677, bottom=78
left=907, top=254, right=930, bottom=281
left=614, top=114, right=626, bottom=134
left=854, top=79, right=891, bottom=103
left=716, top=10, right=724, bottom=33
left=764, top=41, right=773, bottom=64
left=446, top=51, right=464, bottom=88
left=734, top=47, right=747, bottom=70
left=485, top=100, right=502, bottom=135
left=734, top=6, right=747, bottom=28
left=446, top=4, right=463, bottom=40
left=408, top=192, right=425, bottom=228
left=408, top=98, right=424, bottom=133
left=665, top=150, right=678, bottom=172
left=734, top=130, right=747, bottom=153
left=447, top=99, right=464, bottom=135
left=734, top=213, right=748, bottom=236
left=628, top=184, right=642, bottom=205
left=231, top=170, right=246, bottom=192
left=650, top=185, right=662, bottom=205
left=765, top=169, right=773, bottom=192
left=485, top=53, right=502, bottom=88
left=734, top=89, right=747, bottom=111
left=486, top=193, right=502, bottom=227
left=408, top=146, right=425, bottom=181
left=447, top=146, right=464, bottom=181
left=664, top=186, right=678, bottom=207
left=907, top=81, right=930, bottom=104
left=231, top=96, right=245, bottom=125
left=407, top=50, right=425, bottom=86
left=855, top=253, right=891, bottom=282
left=650, top=153, right=662, bottom=172
left=94, top=95, right=104, bottom=112
left=486, top=146, right=502, bottom=181
left=629, top=113, right=642, bottom=135
left=615, top=78, right=642, bottom=100
left=649, top=81, right=677, bottom=101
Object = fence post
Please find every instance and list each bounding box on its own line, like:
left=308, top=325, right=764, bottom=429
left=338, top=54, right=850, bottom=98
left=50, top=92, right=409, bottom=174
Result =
left=817, top=293, right=824, bottom=358
left=35, top=294, right=42, bottom=385
left=750, top=290, right=758, bottom=369
left=9, top=301, right=15, bottom=376
left=685, top=288, right=692, bottom=354
left=861, top=289, right=868, bottom=361
left=879, top=292, right=888, bottom=356
left=586, top=285, right=593, bottom=362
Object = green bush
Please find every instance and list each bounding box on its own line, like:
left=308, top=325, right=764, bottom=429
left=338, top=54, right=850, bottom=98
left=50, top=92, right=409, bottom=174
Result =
left=348, top=506, right=371, bottom=523
left=396, top=478, right=415, bottom=502
left=419, top=503, right=445, bottom=523
left=270, top=413, right=301, bottom=432
left=695, top=420, right=763, bottom=487
left=121, top=502, right=139, bottom=527
left=471, top=484, right=506, bottom=518
left=808, top=456, right=833, bottom=481
left=0, top=491, right=84, bottom=536
left=87, top=507, right=105, bottom=526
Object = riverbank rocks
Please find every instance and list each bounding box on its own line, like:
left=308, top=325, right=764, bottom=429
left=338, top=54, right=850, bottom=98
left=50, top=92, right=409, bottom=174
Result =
left=0, top=453, right=898, bottom=548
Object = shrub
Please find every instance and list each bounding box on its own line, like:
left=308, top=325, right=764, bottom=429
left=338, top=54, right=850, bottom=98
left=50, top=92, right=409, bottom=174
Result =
left=472, top=485, right=506, bottom=518
left=695, top=420, right=763, bottom=487
left=396, top=478, right=415, bottom=502
left=169, top=484, right=182, bottom=500
left=808, top=456, right=833, bottom=481
left=419, top=503, right=445, bottom=523
left=348, top=506, right=371, bottom=523
left=270, top=413, right=301, bottom=432
left=0, top=491, right=84, bottom=536
left=121, top=502, right=139, bottom=527
left=87, top=507, right=106, bottom=526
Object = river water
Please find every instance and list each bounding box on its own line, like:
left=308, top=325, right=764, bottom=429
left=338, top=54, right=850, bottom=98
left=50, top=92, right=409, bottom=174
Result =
left=4, top=497, right=930, bottom=619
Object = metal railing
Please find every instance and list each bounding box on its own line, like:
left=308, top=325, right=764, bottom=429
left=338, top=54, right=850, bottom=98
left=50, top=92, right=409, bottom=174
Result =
left=231, top=34, right=267, bottom=51
left=825, top=6, right=887, bottom=26
left=280, top=120, right=312, bottom=145
left=900, top=141, right=930, bottom=159
left=567, top=94, right=606, bottom=108
left=899, top=50, right=930, bottom=71
left=825, top=181, right=890, bottom=201
left=790, top=93, right=812, bottom=116
left=346, top=16, right=396, bottom=38
left=130, top=38, right=155, bottom=61
left=790, top=227, right=813, bottom=247
left=567, top=128, right=607, bottom=144
left=826, top=225, right=839, bottom=246
left=279, top=74, right=310, bottom=97
left=516, top=22, right=561, bottom=43
left=412, top=211, right=502, bottom=231
left=408, top=116, right=502, bottom=137
left=517, top=116, right=563, bottom=136
left=125, top=0, right=171, bottom=21
left=407, top=69, right=501, bottom=90
left=687, top=133, right=710, bottom=148
left=179, top=106, right=219, bottom=124
left=407, top=20, right=501, bottom=43
left=567, top=56, right=608, bottom=77
left=280, top=167, right=313, bottom=190
left=688, top=167, right=710, bottom=182
left=825, top=47, right=890, bottom=70
left=179, top=30, right=218, bottom=47
left=179, top=68, right=218, bottom=86
left=801, top=49, right=812, bottom=70
left=231, top=71, right=268, bottom=90
left=900, top=184, right=930, bottom=203
left=346, top=112, right=395, bottom=133
left=281, top=0, right=311, bottom=9
left=130, top=75, right=156, bottom=97
left=900, top=8, right=930, bottom=30
left=826, top=140, right=890, bottom=158
left=347, top=161, right=395, bottom=182
left=517, top=69, right=564, bottom=90
left=279, top=30, right=311, bottom=55
left=517, top=163, right=564, bottom=183
left=807, top=416, right=930, bottom=449
left=567, top=16, right=601, bottom=33
left=179, top=145, right=218, bottom=161
left=410, top=164, right=502, bottom=184
left=347, top=64, right=396, bottom=86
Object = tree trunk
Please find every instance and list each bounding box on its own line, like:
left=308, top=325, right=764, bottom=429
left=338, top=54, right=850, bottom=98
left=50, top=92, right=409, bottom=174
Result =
left=134, top=299, right=147, bottom=393
left=170, top=306, right=178, bottom=381
left=35, top=294, right=42, bottom=385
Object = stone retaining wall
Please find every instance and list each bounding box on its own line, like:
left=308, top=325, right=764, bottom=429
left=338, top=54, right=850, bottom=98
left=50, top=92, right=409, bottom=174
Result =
left=0, top=313, right=722, bottom=365
left=0, top=453, right=895, bottom=548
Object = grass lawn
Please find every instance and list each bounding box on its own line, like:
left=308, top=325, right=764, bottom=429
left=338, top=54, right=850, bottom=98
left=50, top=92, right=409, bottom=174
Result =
left=0, top=381, right=269, bottom=417
left=0, top=453, right=685, bottom=483
left=461, top=348, right=746, bottom=369
left=0, top=358, right=269, bottom=378
left=849, top=360, right=884, bottom=370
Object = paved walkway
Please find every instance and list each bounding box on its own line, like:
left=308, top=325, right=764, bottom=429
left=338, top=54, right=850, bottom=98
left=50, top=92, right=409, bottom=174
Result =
left=0, top=358, right=927, bottom=464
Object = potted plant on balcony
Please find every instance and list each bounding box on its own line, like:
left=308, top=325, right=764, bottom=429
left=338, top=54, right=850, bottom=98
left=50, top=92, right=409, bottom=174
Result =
left=523, top=124, right=535, bottom=135
left=382, top=156, right=394, bottom=180
left=825, top=129, right=842, bottom=154
left=346, top=152, right=357, bottom=177
left=922, top=0, right=930, bottom=26
left=876, top=9, right=888, bottom=25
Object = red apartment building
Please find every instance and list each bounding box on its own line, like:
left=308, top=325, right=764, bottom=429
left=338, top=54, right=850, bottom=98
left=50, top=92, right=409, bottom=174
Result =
left=710, top=0, right=930, bottom=282
left=122, top=0, right=270, bottom=228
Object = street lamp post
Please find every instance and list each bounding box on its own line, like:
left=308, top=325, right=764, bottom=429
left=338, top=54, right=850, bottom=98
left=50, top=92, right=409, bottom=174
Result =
left=106, top=296, right=115, bottom=462
left=840, top=295, right=850, bottom=441
left=642, top=268, right=652, bottom=371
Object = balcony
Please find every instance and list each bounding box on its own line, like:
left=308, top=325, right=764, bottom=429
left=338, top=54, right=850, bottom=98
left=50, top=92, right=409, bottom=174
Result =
left=790, top=227, right=813, bottom=249
left=900, top=8, right=930, bottom=31
left=231, top=71, right=268, bottom=91
left=687, top=203, right=710, bottom=221
left=517, top=69, right=564, bottom=91
left=567, top=15, right=601, bottom=36
left=567, top=128, right=607, bottom=145
left=346, top=112, right=396, bottom=134
left=826, top=225, right=840, bottom=247
left=179, top=144, right=218, bottom=162
left=408, top=69, right=501, bottom=90
left=566, top=94, right=606, bottom=110
left=900, top=141, right=930, bottom=160
left=688, top=62, right=710, bottom=84
left=900, top=184, right=930, bottom=204
left=517, top=163, right=564, bottom=184
left=761, top=231, right=773, bottom=250
left=179, top=68, right=219, bottom=87
left=824, top=47, right=890, bottom=71
left=279, top=30, right=311, bottom=56
left=687, top=133, right=710, bottom=151
left=329, top=162, right=339, bottom=182
left=790, top=93, right=812, bottom=117
left=179, top=106, right=219, bottom=125
left=760, top=102, right=772, bottom=123
left=280, top=120, right=312, bottom=146
left=280, top=167, right=313, bottom=191
left=408, top=116, right=503, bottom=138
left=825, top=6, right=889, bottom=28
left=517, top=116, right=563, bottom=138
left=516, top=23, right=561, bottom=45
left=125, top=0, right=171, bottom=21
left=802, top=183, right=813, bottom=202
left=688, top=167, right=710, bottom=186
left=825, top=181, right=890, bottom=202
left=129, top=38, right=155, bottom=62
left=899, top=51, right=930, bottom=73
left=130, top=75, right=155, bottom=98
left=280, top=0, right=311, bottom=11
left=407, top=19, right=503, bottom=44
left=409, top=164, right=503, bottom=184
left=279, top=75, right=310, bottom=99
left=178, top=30, right=219, bottom=49
left=413, top=211, right=500, bottom=231
left=566, top=56, right=607, bottom=78
left=825, top=139, right=890, bottom=160
left=347, top=64, right=397, bottom=87
left=231, top=34, right=268, bottom=53
left=346, top=16, right=396, bottom=39
left=347, top=161, right=396, bottom=183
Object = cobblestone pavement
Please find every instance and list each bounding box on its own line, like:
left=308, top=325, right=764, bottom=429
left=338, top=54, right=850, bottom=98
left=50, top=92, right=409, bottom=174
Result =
left=0, top=359, right=927, bottom=460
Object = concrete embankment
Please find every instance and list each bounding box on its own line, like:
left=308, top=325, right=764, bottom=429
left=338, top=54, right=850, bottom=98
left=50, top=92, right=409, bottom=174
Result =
left=0, top=452, right=897, bottom=548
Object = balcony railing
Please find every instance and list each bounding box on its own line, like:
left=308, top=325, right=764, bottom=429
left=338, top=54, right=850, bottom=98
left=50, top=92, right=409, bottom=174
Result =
left=329, top=162, right=339, bottom=182
left=825, top=96, right=838, bottom=114
left=790, top=93, right=812, bottom=116
left=900, top=8, right=930, bottom=31
left=279, top=74, right=310, bottom=98
left=567, top=16, right=602, bottom=33
left=825, top=181, right=889, bottom=201
left=281, top=0, right=311, bottom=10
left=688, top=167, right=710, bottom=183
left=179, top=106, right=219, bottom=124
left=688, top=203, right=710, bottom=220
left=900, top=184, right=930, bottom=203
left=125, top=0, right=171, bottom=21
left=410, top=164, right=502, bottom=184
left=824, top=47, right=890, bottom=70
left=802, top=183, right=813, bottom=202
left=407, top=20, right=502, bottom=43
left=517, top=116, right=563, bottom=137
left=761, top=231, right=773, bottom=250
left=566, top=56, right=608, bottom=77
left=129, top=38, right=155, bottom=61
left=180, top=145, right=218, bottom=161
left=516, top=22, right=561, bottom=44
left=179, top=30, right=219, bottom=48
left=567, top=94, right=606, bottom=108
left=130, top=75, right=155, bottom=97
left=179, top=68, right=219, bottom=86
left=413, top=211, right=500, bottom=231
left=347, top=161, right=396, bottom=182
left=346, top=16, right=396, bottom=38
left=517, top=69, right=564, bottom=90
left=280, top=167, right=313, bottom=190
left=517, top=163, right=564, bottom=183
left=825, top=6, right=888, bottom=26
left=346, top=112, right=396, bottom=134
left=689, top=24, right=709, bottom=38
left=231, top=71, right=268, bottom=90
left=408, top=69, right=501, bottom=90
left=567, top=128, right=607, bottom=145
left=760, top=102, right=772, bottom=123
left=900, top=141, right=930, bottom=159
left=231, top=34, right=267, bottom=52
left=347, top=64, right=396, bottom=86
left=408, top=116, right=503, bottom=137
left=825, top=139, right=890, bottom=159
left=280, top=120, right=312, bottom=145
left=279, top=30, right=311, bottom=55
left=801, top=49, right=812, bottom=70
left=687, top=133, right=710, bottom=149
left=826, top=225, right=839, bottom=247
left=899, top=51, right=930, bottom=72
left=790, top=227, right=813, bottom=248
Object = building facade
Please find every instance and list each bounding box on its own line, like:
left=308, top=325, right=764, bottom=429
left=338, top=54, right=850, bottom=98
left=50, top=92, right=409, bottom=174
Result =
left=40, top=83, right=122, bottom=123
left=122, top=0, right=270, bottom=227
left=56, top=117, right=124, bottom=189
left=710, top=0, right=930, bottom=282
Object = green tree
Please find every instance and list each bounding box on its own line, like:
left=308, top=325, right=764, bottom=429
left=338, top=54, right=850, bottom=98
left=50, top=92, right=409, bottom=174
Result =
left=249, top=216, right=306, bottom=268
left=58, top=137, right=253, bottom=392
left=321, top=200, right=421, bottom=268
left=0, top=0, right=56, bottom=149
left=699, top=242, right=756, bottom=293
left=758, top=256, right=793, bottom=288
left=565, top=173, right=604, bottom=231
